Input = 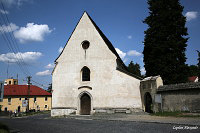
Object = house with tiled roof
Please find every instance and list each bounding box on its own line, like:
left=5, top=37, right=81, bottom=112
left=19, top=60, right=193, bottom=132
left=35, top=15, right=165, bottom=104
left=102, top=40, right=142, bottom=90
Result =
left=0, top=83, right=51, bottom=112
left=188, top=76, right=198, bottom=82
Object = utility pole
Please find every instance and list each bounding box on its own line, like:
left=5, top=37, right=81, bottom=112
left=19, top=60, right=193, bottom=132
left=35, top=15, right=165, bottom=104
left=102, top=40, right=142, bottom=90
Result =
left=6, top=61, right=9, bottom=78
left=26, top=76, right=31, bottom=112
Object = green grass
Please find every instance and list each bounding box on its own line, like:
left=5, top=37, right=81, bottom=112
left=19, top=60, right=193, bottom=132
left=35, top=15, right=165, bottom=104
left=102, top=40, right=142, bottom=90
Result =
left=0, top=122, right=9, bottom=133
left=151, top=111, right=200, bottom=117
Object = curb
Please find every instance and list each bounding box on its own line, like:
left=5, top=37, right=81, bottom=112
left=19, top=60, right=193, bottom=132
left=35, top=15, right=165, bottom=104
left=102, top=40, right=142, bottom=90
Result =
left=64, top=116, right=200, bottom=126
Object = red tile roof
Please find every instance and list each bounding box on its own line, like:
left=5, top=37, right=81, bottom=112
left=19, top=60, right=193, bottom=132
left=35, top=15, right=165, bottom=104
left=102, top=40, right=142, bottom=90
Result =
left=4, top=85, right=51, bottom=96
left=188, top=76, right=198, bottom=82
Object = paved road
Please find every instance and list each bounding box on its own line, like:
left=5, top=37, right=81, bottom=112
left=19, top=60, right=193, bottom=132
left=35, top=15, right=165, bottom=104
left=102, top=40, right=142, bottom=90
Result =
left=0, top=114, right=199, bottom=133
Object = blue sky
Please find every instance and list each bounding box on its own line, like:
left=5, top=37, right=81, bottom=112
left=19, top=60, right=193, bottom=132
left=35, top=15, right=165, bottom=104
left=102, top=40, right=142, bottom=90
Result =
left=0, top=0, right=199, bottom=89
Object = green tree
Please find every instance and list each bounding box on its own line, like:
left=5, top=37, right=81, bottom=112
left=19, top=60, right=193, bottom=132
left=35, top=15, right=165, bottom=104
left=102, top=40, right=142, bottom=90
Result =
left=197, top=50, right=200, bottom=79
left=187, top=65, right=199, bottom=77
left=47, top=83, right=52, bottom=93
left=143, top=0, right=188, bottom=84
left=127, top=61, right=141, bottom=77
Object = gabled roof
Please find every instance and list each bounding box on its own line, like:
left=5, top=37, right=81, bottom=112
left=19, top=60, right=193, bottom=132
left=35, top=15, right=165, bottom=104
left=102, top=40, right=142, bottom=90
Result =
left=188, top=76, right=198, bottom=82
left=4, top=85, right=51, bottom=96
left=141, top=75, right=160, bottom=82
left=54, top=11, right=142, bottom=80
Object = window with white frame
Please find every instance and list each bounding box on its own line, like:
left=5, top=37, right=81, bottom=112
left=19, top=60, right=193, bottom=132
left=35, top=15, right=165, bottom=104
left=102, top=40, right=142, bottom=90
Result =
left=45, top=96, right=48, bottom=101
left=8, top=98, right=11, bottom=104
left=34, top=97, right=37, bottom=102
left=81, top=66, right=90, bottom=81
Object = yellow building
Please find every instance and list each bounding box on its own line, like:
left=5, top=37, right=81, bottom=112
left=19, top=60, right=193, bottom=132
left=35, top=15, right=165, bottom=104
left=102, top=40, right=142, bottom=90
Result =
left=0, top=85, right=52, bottom=112
left=4, top=78, right=18, bottom=85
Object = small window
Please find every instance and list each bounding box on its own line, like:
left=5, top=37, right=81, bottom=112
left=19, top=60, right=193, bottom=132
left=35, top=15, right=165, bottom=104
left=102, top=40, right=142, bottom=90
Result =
left=5, top=107, right=7, bottom=112
left=82, top=40, right=90, bottom=49
left=81, top=66, right=90, bottom=81
left=19, top=98, right=21, bottom=100
left=45, top=97, right=48, bottom=101
left=8, top=98, right=11, bottom=103
left=9, top=81, right=11, bottom=84
left=34, top=97, right=37, bottom=102
left=45, top=105, right=47, bottom=108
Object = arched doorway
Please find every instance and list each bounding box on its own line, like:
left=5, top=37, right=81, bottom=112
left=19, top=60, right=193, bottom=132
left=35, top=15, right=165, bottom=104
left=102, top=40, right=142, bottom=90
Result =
left=144, top=92, right=152, bottom=113
left=80, top=93, right=91, bottom=115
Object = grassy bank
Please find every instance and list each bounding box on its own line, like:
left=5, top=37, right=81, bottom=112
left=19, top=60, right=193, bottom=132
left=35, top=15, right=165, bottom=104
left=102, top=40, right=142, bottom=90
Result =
left=0, top=122, right=9, bottom=133
left=151, top=111, right=200, bottom=117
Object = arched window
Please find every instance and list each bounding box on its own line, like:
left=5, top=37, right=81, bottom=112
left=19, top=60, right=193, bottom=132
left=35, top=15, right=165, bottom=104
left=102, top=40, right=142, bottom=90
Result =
left=82, top=66, right=90, bottom=81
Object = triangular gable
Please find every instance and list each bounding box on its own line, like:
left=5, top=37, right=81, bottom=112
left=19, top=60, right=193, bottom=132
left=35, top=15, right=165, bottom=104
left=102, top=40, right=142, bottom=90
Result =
left=54, top=11, right=142, bottom=80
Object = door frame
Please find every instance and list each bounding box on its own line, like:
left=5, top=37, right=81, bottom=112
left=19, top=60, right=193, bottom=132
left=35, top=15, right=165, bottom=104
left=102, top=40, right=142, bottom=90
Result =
left=77, top=91, right=93, bottom=115
left=144, top=92, right=152, bottom=113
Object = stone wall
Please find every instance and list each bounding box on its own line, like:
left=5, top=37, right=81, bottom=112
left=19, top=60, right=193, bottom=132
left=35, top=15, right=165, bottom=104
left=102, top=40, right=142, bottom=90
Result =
left=156, top=82, right=200, bottom=112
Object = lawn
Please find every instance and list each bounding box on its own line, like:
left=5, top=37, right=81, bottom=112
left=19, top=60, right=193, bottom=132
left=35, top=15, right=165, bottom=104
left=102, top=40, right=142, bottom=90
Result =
left=151, top=111, right=200, bottom=117
left=0, top=122, right=9, bottom=133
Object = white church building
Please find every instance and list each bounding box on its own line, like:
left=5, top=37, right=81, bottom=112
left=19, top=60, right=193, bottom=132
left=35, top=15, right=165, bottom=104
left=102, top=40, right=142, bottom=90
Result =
left=51, top=12, right=143, bottom=116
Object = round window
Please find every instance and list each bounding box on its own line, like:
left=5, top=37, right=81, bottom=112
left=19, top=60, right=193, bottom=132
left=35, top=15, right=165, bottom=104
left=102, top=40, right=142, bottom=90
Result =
left=82, top=40, right=90, bottom=49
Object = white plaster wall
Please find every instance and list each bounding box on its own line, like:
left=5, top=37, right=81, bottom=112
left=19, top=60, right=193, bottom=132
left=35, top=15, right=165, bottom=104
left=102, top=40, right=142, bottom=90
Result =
left=52, top=12, right=142, bottom=113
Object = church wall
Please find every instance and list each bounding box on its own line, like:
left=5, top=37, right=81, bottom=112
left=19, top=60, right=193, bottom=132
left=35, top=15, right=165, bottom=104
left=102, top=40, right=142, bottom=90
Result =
left=51, top=13, right=142, bottom=116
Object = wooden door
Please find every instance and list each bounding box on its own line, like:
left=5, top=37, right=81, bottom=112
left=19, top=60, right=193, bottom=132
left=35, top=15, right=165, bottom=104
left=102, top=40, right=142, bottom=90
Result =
left=80, top=94, right=91, bottom=115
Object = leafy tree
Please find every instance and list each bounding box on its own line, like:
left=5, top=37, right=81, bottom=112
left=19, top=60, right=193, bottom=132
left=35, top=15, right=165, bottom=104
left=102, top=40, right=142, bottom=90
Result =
left=47, top=83, right=52, bottom=93
left=127, top=61, right=142, bottom=77
left=187, top=65, right=198, bottom=77
left=143, top=0, right=188, bottom=84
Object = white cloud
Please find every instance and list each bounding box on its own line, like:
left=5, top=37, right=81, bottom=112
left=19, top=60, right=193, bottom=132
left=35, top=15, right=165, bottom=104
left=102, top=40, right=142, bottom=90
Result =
left=36, top=70, right=51, bottom=76
left=127, top=50, right=142, bottom=56
left=185, top=11, right=198, bottom=21
left=0, top=23, right=19, bottom=33
left=14, top=23, right=52, bottom=43
left=45, top=63, right=55, bottom=69
left=58, top=46, right=63, bottom=53
left=115, top=48, right=126, bottom=59
left=0, top=9, right=9, bottom=14
left=123, top=58, right=129, bottom=63
left=140, top=68, right=146, bottom=75
left=0, top=52, right=42, bottom=63
left=128, top=35, right=132, bottom=39
left=2, top=0, right=29, bottom=7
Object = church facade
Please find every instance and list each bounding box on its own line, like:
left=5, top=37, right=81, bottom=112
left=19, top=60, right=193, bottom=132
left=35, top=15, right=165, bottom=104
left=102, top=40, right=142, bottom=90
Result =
left=51, top=12, right=142, bottom=116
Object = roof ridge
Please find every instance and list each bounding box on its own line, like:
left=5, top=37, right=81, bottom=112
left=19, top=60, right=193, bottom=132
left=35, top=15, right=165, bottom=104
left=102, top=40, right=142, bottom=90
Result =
left=86, top=13, right=142, bottom=80
left=54, top=12, right=142, bottom=80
